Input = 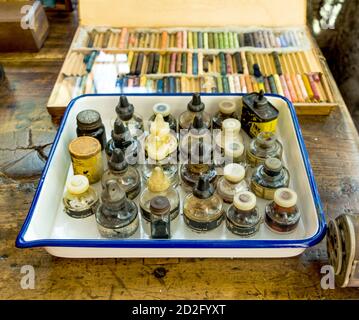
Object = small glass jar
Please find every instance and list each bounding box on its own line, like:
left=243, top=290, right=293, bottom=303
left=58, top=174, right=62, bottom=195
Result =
left=150, top=196, right=171, bottom=239
left=251, top=158, right=290, bottom=200
left=149, top=102, right=177, bottom=133
left=265, top=188, right=301, bottom=234
left=76, top=109, right=107, bottom=150
left=115, top=95, right=144, bottom=138
left=63, top=175, right=99, bottom=218
left=212, top=100, right=239, bottom=130
left=68, top=136, right=103, bottom=184
left=101, top=148, right=141, bottom=200
left=96, top=179, right=139, bottom=238
left=226, top=191, right=261, bottom=237
left=140, top=167, right=180, bottom=221
left=105, top=118, right=139, bottom=165
left=217, top=163, right=248, bottom=203
left=179, top=93, right=211, bottom=130
left=183, top=175, right=223, bottom=232
left=247, top=131, right=283, bottom=168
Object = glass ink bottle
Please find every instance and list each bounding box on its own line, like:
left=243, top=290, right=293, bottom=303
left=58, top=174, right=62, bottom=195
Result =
left=247, top=131, right=283, bottom=167
left=115, top=95, right=144, bottom=138
left=251, top=157, right=290, bottom=200
left=96, top=179, right=139, bottom=238
left=105, top=118, right=139, bottom=165
left=222, top=141, right=246, bottom=168
left=226, top=191, right=261, bottom=237
left=241, top=90, right=279, bottom=138
left=216, top=163, right=249, bottom=203
left=150, top=196, right=171, bottom=239
left=212, top=100, right=239, bottom=130
left=265, top=188, right=300, bottom=234
left=149, top=102, right=177, bottom=132
left=140, top=166, right=180, bottom=222
left=183, top=175, right=223, bottom=232
left=63, top=175, right=99, bottom=218
left=179, top=93, right=211, bottom=130
left=143, top=114, right=178, bottom=186
left=101, top=148, right=141, bottom=200
left=76, top=109, right=107, bottom=150
left=180, top=141, right=217, bottom=191
left=214, top=118, right=243, bottom=156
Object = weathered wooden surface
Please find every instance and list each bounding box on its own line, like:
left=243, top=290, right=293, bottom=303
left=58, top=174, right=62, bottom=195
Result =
left=1, top=11, right=359, bottom=300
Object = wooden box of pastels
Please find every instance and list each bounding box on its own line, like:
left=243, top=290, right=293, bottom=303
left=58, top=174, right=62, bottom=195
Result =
left=47, top=0, right=338, bottom=121
left=17, top=93, right=326, bottom=258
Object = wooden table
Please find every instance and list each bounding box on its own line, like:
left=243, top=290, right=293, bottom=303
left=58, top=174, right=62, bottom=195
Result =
left=1, top=11, right=359, bottom=300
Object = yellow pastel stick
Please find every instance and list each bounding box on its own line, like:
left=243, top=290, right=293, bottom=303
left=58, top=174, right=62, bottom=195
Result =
left=273, top=74, right=284, bottom=96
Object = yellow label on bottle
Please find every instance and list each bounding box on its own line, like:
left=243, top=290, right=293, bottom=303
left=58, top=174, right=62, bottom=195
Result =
left=250, top=180, right=276, bottom=200
left=249, top=119, right=278, bottom=138
left=71, top=152, right=103, bottom=184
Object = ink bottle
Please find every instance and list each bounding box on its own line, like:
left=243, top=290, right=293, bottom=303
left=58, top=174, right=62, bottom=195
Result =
left=63, top=175, right=99, bottom=218
left=214, top=118, right=243, bottom=155
left=115, top=95, right=144, bottom=138
left=180, top=141, right=217, bottom=191
left=150, top=196, right=171, bottom=239
left=96, top=179, right=139, bottom=238
left=149, top=102, right=177, bottom=132
left=247, top=131, right=283, bottom=167
left=183, top=175, right=224, bottom=232
left=223, top=141, right=246, bottom=168
left=226, top=191, right=261, bottom=237
left=251, top=158, right=290, bottom=200
left=217, top=164, right=248, bottom=203
left=212, top=100, right=239, bottom=130
left=101, top=148, right=141, bottom=200
left=241, top=90, right=279, bottom=138
left=179, top=93, right=211, bottom=130
left=69, top=136, right=103, bottom=184
left=140, top=166, right=180, bottom=221
left=143, top=114, right=178, bottom=186
left=105, top=118, right=139, bottom=165
left=76, top=109, right=107, bottom=150
left=265, top=188, right=300, bottom=234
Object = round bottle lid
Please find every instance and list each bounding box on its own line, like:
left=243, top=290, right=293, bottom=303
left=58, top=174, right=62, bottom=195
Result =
left=76, top=109, right=102, bottom=131
left=233, top=191, right=257, bottom=211
left=153, top=103, right=171, bottom=117
left=264, top=157, right=282, bottom=172
left=224, top=142, right=244, bottom=158
left=219, top=100, right=236, bottom=114
left=66, top=175, right=90, bottom=194
left=222, top=118, right=241, bottom=133
left=224, top=163, right=245, bottom=183
left=148, top=167, right=170, bottom=192
left=274, top=188, right=297, bottom=208
left=69, top=136, right=101, bottom=159
left=150, top=196, right=171, bottom=216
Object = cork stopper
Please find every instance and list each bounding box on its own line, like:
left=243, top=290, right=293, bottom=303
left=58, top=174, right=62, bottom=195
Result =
left=150, top=196, right=171, bottom=216
left=224, top=163, right=245, bottom=183
left=187, top=93, right=205, bottom=112
left=69, top=136, right=101, bottom=159
left=76, top=109, right=102, bottom=131
left=153, top=103, right=171, bottom=117
left=264, top=158, right=282, bottom=172
left=224, top=142, right=244, bottom=159
left=219, top=100, right=236, bottom=114
left=115, top=95, right=134, bottom=121
left=222, top=118, right=241, bottom=134
left=233, top=191, right=256, bottom=211
left=274, top=188, right=297, bottom=208
left=148, top=167, right=170, bottom=192
left=66, top=175, right=89, bottom=194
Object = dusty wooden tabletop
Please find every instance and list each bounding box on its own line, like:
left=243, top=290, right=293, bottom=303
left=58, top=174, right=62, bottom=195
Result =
left=1, top=11, right=359, bottom=300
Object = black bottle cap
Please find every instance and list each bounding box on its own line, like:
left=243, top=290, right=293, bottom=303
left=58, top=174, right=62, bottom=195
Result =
left=101, top=179, right=126, bottom=210
left=150, top=196, right=171, bottom=216
left=76, top=109, right=102, bottom=130
left=253, top=90, right=268, bottom=107
left=113, top=119, right=127, bottom=135
left=193, top=175, right=214, bottom=199
left=191, top=114, right=204, bottom=130
left=115, top=95, right=134, bottom=121
left=187, top=93, right=205, bottom=112
left=108, top=148, right=128, bottom=172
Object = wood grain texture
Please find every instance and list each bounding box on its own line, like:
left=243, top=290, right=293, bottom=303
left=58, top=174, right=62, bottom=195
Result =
left=1, top=10, right=359, bottom=300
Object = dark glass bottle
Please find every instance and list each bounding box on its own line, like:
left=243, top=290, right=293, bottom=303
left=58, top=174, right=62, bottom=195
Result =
left=212, top=100, right=239, bottom=130
left=179, top=93, right=211, bottom=130
left=150, top=196, right=171, bottom=239
left=265, top=188, right=300, bottom=234
left=96, top=179, right=139, bottom=238
left=183, top=175, right=223, bottom=232
left=251, top=157, right=290, bottom=200
left=241, top=90, right=279, bottom=138
left=105, top=118, right=139, bottom=165
left=149, top=102, right=177, bottom=132
left=76, top=109, right=107, bottom=149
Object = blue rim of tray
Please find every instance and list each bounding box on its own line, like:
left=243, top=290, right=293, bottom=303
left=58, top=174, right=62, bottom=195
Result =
left=16, top=93, right=326, bottom=249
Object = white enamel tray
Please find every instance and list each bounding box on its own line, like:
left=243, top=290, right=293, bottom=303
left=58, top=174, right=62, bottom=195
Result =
left=16, top=94, right=326, bottom=258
